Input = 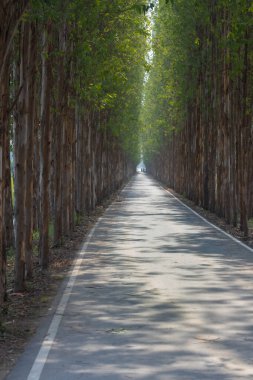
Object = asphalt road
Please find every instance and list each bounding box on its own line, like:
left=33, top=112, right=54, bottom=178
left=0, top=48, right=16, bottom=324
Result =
left=7, top=174, right=253, bottom=380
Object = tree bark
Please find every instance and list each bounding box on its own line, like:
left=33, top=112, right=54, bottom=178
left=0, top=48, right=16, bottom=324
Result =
left=14, top=22, right=29, bottom=292
left=25, top=22, right=37, bottom=279
left=39, top=22, right=52, bottom=269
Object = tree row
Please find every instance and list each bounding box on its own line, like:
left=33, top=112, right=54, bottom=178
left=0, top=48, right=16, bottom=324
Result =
left=142, top=0, right=253, bottom=236
left=0, top=0, right=148, bottom=304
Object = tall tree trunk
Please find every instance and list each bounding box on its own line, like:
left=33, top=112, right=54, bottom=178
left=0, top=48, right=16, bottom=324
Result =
left=2, top=55, right=13, bottom=253
left=53, top=23, right=66, bottom=244
left=25, top=22, right=37, bottom=279
left=53, top=115, right=63, bottom=245
left=14, top=22, right=29, bottom=292
left=239, top=29, right=251, bottom=237
left=0, top=60, right=9, bottom=302
left=4, top=126, right=13, bottom=250
left=39, top=22, right=52, bottom=269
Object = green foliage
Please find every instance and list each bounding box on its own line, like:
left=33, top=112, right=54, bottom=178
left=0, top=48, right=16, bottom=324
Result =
left=6, top=246, right=15, bottom=258
left=141, top=0, right=253, bottom=164
left=32, top=229, right=40, bottom=242
left=141, top=0, right=196, bottom=161
left=28, top=0, right=149, bottom=162
left=74, top=211, right=83, bottom=226
left=71, top=0, right=149, bottom=161
left=32, top=229, right=40, bottom=256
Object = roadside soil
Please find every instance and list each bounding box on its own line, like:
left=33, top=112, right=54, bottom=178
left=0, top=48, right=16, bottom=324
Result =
left=0, top=180, right=252, bottom=379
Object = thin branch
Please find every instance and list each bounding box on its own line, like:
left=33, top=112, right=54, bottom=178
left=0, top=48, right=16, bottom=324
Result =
left=7, top=83, right=23, bottom=115
left=0, top=1, right=29, bottom=84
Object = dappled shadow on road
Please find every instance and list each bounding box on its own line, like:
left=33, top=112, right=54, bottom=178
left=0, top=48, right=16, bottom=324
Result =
left=42, top=174, right=253, bottom=379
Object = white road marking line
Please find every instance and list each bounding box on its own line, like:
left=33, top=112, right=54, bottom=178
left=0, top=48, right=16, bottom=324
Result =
left=161, top=186, right=253, bottom=253
left=27, top=222, right=99, bottom=380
